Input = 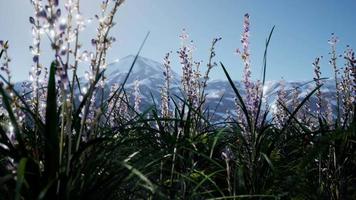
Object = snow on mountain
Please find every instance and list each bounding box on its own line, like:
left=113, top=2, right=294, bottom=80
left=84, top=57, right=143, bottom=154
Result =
left=101, top=55, right=338, bottom=118
left=12, top=55, right=339, bottom=120
left=105, top=55, right=180, bottom=87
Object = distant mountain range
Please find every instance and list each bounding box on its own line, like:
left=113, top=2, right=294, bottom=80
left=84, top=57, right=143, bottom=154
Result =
left=100, top=55, right=338, bottom=118
left=14, top=55, right=338, bottom=120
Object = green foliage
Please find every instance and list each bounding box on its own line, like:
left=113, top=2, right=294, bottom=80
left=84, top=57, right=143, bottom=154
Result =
left=0, top=8, right=355, bottom=200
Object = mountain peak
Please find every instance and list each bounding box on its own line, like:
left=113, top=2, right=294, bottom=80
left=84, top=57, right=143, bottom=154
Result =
left=105, top=54, right=180, bottom=87
left=121, top=54, right=153, bottom=62
left=106, top=55, right=162, bottom=76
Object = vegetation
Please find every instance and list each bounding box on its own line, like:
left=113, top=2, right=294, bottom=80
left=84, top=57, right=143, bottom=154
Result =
left=0, top=0, right=355, bottom=199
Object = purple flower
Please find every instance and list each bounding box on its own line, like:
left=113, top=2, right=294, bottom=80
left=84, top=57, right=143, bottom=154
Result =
left=56, top=9, right=61, bottom=18
left=37, top=10, right=47, bottom=19
left=33, top=55, right=39, bottom=63
left=53, top=0, right=59, bottom=6
left=312, top=57, right=323, bottom=116
left=29, top=16, right=35, bottom=24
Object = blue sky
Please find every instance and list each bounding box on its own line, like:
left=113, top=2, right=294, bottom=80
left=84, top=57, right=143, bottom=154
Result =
left=1, top=0, right=356, bottom=81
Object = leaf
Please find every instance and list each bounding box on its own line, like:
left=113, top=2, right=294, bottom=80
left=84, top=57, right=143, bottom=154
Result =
left=121, top=162, right=155, bottom=193
left=37, top=180, right=55, bottom=200
left=192, top=169, right=225, bottom=197
left=280, top=84, right=322, bottom=135
left=0, top=41, right=8, bottom=59
left=255, top=26, right=275, bottom=129
left=261, top=152, right=275, bottom=171
left=0, top=74, right=45, bottom=132
left=15, top=158, right=27, bottom=200
left=220, top=62, right=252, bottom=131
left=0, top=85, right=26, bottom=153
left=210, top=128, right=225, bottom=158
left=44, top=61, right=59, bottom=183
left=0, top=126, right=16, bottom=156
left=104, top=32, right=150, bottom=126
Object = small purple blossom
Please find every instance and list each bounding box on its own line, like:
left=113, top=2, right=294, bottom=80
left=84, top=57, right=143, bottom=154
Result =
left=161, top=52, right=172, bottom=118
left=312, top=57, right=323, bottom=116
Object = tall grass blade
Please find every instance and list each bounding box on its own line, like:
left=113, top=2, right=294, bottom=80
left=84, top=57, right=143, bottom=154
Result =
left=14, top=158, right=27, bottom=200
left=255, top=26, right=275, bottom=128
left=280, top=84, right=322, bottom=134
left=0, top=85, right=25, bottom=152
left=220, top=62, right=252, bottom=131
left=104, top=32, right=150, bottom=125
left=0, top=41, right=8, bottom=58
left=121, top=162, right=155, bottom=193
left=43, top=61, right=59, bottom=194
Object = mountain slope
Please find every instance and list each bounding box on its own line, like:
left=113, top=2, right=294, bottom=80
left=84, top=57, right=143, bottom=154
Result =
left=101, top=55, right=338, bottom=118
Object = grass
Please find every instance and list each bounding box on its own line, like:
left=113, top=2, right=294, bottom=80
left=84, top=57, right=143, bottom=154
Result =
left=0, top=1, right=355, bottom=199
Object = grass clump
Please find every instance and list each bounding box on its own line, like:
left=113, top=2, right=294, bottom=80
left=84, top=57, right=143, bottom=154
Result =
left=0, top=1, right=355, bottom=199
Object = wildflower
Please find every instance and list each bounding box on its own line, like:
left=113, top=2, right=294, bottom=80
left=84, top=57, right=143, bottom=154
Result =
left=161, top=52, right=172, bottom=118
left=236, top=13, right=264, bottom=129
left=0, top=42, right=12, bottom=82
left=178, top=30, right=196, bottom=105
left=235, top=99, right=247, bottom=132
left=328, top=33, right=341, bottom=122
left=326, top=101, right=334, bottom=125
left=203, top=37, right=222, bottom=88
left=221, top=146, right=235, bottom=161
left=291, top=87, right=301, bottom=117
left=275, top=78, right=288, bottom=129
left=192, top=60, right=202, bottom=107
left=133, top=80, right=141, bottom=112
left=312, top=57, right=323, bottom=116
left=0, top=46, right=27, bottom=125
left=340, top=46, right=355, bottom=126
left=200, top=37, right=221, bottom=104
left=108, top=84, right=119, bottom=123
left=238, top=14, right=252, bottom=97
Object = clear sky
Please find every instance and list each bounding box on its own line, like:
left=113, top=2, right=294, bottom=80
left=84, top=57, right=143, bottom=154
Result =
left=1, top=0, right=356, bottom=82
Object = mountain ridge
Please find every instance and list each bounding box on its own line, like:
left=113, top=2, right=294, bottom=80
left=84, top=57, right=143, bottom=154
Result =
left=12, top=55, right=339, bottom=119
left=102, top=55, right=338, bottom=117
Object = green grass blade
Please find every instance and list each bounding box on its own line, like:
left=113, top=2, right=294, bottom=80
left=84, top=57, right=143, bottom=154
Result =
left=121, top=162, right=155, bottom=193
left=0, top=41, right=8, bottom=59
left=280, top=84, right=322, bottom=134
left=255, top=26, right=275, bottom=128
left=44, top=61, right=59, bottom=186
left=103, top=31, right=150, bottom=126
left=261, top=152, right=275, bottom=171
left=210, top=128, right=225, bottom=158
left=14, top=158, right=27, bottom=200
left=0, top=86, right=26, bottom=153
left=220, top=62, right=252, bottom=131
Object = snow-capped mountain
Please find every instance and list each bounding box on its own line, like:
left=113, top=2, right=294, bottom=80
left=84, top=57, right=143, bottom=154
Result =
left=101, top=55, right=181, bottom=108
left=12, top=55, right=338, bottom=120
left=105, top=55, right=180, bottom=87
left=102, top=55, right=338, bottom=118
